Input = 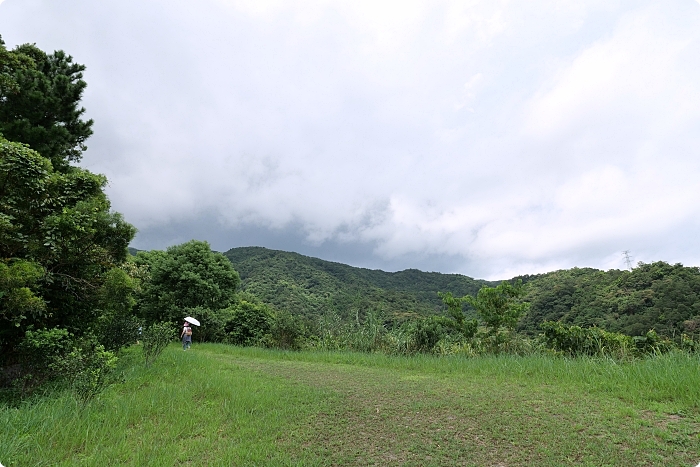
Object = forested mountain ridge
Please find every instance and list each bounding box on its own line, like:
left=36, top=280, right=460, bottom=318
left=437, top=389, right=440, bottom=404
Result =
left=223, top=246, right=492, bottom=323
left=517, top=261, right=700, bottom=337
left=224, top=247, right=700, bottom=338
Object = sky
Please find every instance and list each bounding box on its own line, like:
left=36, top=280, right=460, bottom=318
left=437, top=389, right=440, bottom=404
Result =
left=1, top=0, right=700, bottom=279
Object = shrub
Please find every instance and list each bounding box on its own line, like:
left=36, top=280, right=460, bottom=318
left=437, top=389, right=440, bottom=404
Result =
left=406, top=317, right=446, bottom=353
left=97, top=314, right=141, bottom=352
left=17, top=329, right=117, bottom=401
left=264, top=310, right=307, bottom=350
left=225, top=301, right=272, bottom=346
left=680, top=333, right=699, bottom=353
left=56, top=340, right=117, bottom=403
left=142, top=322, right=174, bottom=366
left=539, top=321, right=673, bottom=358
left=17, top=328, right=74, bottom=393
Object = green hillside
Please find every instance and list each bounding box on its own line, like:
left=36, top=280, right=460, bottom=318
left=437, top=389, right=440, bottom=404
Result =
left=224, top=247, right=700, bottom=338
left=223, top=246, right=491, bottom=324
left=518, top=261, right=700, bottom=337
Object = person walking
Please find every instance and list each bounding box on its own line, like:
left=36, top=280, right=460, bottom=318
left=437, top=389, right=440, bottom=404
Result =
left=181, top=321, right=193, bottom=350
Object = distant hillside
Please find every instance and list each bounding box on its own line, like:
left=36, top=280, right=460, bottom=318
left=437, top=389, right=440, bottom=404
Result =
left=223, top=246, right=492, bottom=323
left=517, top=262, right=700, bottom=337
left=129, top=243, right=700, bottom=337
left=224, top=247, right=700, bottom=337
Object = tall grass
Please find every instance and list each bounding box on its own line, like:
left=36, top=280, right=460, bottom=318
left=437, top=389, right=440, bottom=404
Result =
left=0, top=345, right=326, bottom=466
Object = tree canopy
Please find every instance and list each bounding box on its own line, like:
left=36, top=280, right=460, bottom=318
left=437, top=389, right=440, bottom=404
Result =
left=0, top=137, right=136, bottom=358
left=0, top=36, right=93, bottom=172
left=518, top=262, right=700, bottom=337
left=136, top=240, right=240, bottom=325
left=224, top=246, right=489, bottom=325
left=0, top=37, right=135, bottom=377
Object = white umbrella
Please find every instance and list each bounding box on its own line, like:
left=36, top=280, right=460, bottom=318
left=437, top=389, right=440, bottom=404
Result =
left=184, top=316, right=200, bottom=326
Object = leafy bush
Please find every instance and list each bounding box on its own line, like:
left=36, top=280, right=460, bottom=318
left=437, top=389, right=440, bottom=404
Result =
left=17, top=328, right=74, bottom=392
left=57, top=340, right=117, bottom=403
left=264, top=310, right=307, bottom=350
left=142, top=322, right=174, bottom=366
left=17, top=328, right=117, bottom=400
left=225, top=300, right=272, bottom=345
left=540, top=321, right=673, bottom=358
left=97, top=314, right=141, bottom=352
left=438, top=291, right=478, bottom=339
left=406, top=317, right=446, bottom=353
left=680, top=333, right=700, bottom=353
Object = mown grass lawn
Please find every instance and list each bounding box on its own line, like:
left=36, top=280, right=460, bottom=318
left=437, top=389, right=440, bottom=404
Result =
left=2, top=344, right=699, bottom=466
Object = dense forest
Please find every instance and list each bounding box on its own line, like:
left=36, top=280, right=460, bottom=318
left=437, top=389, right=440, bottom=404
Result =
left=518, top=262, right=700, bottom=338
left=223, top=247, right=700, bottom=340
left=224, top=246, right=491, bottom=324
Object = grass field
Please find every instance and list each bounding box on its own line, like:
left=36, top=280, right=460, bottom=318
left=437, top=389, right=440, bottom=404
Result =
left=1, top=344, right=699, bottom=466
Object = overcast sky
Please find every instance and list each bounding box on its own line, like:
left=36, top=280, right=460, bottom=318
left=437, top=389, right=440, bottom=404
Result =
left=2, top=0, right=700, bottom=279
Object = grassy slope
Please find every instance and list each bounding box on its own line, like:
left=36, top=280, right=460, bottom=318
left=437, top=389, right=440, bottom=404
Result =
left=2, top=345, right=699, bottom=466
left=224, top=246, right=490, bottom=322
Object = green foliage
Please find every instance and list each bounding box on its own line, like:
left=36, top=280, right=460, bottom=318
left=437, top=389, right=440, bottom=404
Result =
left=464, top=280, right=529, bottom=335
left=0, top=259, right=46, bottom=328
left=225, top=300, right=272, bottom=346
left=347, top=309, right=388, bottom=352
left=0, top=137, right=136, bottom=362
left=311, top=309, right=395, bottom=353
left=680, top=333, right=700, bottom=353
left=265, top=309, right=307, bottom=350
left=0, top=38, right=93, bottom=171
left=16, top=328, right=116, bottom=400
left=136, top=240, right=240, bottom=326
left=224, top=246, right=490, bottom=325
left=539, top=321, right=673, bottom=358
left=94, top=266, right=141, bottom=351
left=438, top=291, right=478, bottom=339
left=519, top=262, right=700, bottom=338
left=17, top=328, right=74, bottom=391
left=96, top=314, right=141, bottom=354
left=57, top=340, right=117, bottom=403
left=0, top=35, right=34, bottom=96
left=0, top=39, right=136, bottom=401
left=142, top=322, right=174, bottom=367
left=406, top=316, right=446, bottom=353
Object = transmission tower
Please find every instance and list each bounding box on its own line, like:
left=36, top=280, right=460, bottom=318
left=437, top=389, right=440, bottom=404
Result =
left=622, top=250, right=633, bottom=270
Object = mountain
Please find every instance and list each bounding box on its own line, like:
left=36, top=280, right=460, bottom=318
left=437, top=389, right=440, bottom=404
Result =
left=223, top=246, right=492, bottom=324
left=517, top=261, right=700, bottom=337
left=224, top=247, right=700, bottom=337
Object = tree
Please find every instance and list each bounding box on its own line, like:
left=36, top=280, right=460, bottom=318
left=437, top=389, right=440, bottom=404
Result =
left=136, top=240, right=241, bottom=325
left=438, top=291, right=478, bottom=339
left=0, top=36, right=93, bottom=172
left=463, top=281, right=529, bottom=336
left=0, top=137, right=136, bottom=361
